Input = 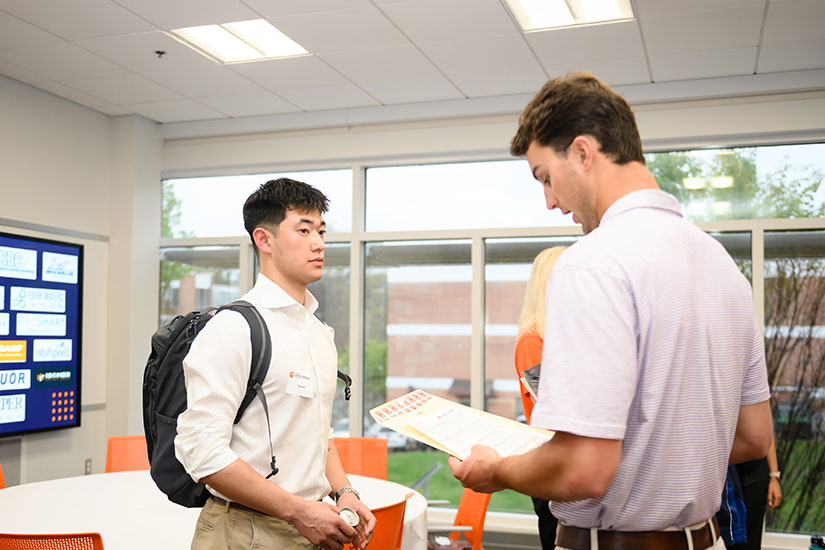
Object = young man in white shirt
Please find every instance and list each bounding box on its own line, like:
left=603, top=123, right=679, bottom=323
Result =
left=176, top=178, right=375, bottom=550
left=449, top=73, right=773, bottom=550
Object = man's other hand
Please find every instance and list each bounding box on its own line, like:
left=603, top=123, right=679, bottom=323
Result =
left=448, top=444, right=505, bottom=493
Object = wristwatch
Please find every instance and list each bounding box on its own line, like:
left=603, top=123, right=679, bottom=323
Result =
left=334, top=486, right=361, bottom=503
left=769, top=470, right=781, bottom=480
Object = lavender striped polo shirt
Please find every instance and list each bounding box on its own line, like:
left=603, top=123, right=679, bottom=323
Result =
left=530, top=189, right=770, bottom=530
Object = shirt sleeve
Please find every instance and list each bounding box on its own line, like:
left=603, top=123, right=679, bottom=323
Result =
left=174, top=310, right=252, bottom=481
left=530, top=261, right=638, bottom=440
left=741, top=316, right=771, bottom=406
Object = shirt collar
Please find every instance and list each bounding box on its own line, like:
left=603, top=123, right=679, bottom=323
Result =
left=600, top=189, right=683, bottom=226
left=253, top=273, right=319, bottom=313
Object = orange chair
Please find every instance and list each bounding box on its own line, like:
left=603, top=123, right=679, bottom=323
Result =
left=344, top=492, right=413, bottom=550
left=427, top=488, right=491, bottom=550
left=0, top=462, right=5, bottom=489
left=334, top=437, right=388, bottom=479
left=105, top=435, right=150, bottom=473
left=0, top=532, right=104, bottom=549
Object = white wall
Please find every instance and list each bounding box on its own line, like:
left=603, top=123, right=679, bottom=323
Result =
left=0, top=74, right=162, bottom=483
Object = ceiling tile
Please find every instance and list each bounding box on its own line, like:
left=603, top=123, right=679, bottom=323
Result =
left=241, top=0, right=372, bottom=18
left=31, top=79, right=129, bottom=113
left=197, top=92, right=300, bottom=117
left=0, top=42, right=128, bottom=81
left=762, top=0, right=825, bottom=43
left=0, top=11, right=61, bottom=49
left=270, top=7, right=409, bottom=54
left=451, top=68, right=548, bottom=97
left=230, top=55, right=348, bottom=90
left=128, top=98, right=226, bottom=123
left=633, top=0, right=764, bottom=18
left=420, top=34, right=542, bottom=75
left=0, top=0, right=155, bottom=40
left=758, top=40, right=825, bottom=72
left=0, top=58, right=51, bottom=87
left=641, top=6, right=763, bottom=55
left=63, top=73, right=182, bottom=104
left=320, top=45, right=443, bottom=82
left=649, top=47, right=756, bottom=81
left=276, top=83, right=379, bottom=110
left=526, top=20, right=645, bottom=66
left=112, top=0, right=259, bottom=29
left=540, top=58, right=650, bottom=87
left=379, top=0, right=518, bottom=43
left=153, top=65, right=265, bottom=98
left=359, top=77, right=463, bottom=104
left=79, top=32, right=217, bottom=74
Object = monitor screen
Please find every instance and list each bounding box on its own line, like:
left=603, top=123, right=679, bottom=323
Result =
left=0, top=232, right=83, bottom=438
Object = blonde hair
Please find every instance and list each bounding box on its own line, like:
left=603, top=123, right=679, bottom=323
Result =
left=517, top=246, right=566, bottom=337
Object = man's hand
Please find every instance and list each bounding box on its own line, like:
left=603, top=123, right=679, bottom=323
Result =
left=448, top=445, right=505, bottom=493
left=289, top=500, right=355, bottom=550
left=337, top=492, right=376, bottom=550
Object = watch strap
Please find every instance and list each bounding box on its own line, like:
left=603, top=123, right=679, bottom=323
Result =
left=335, top=485, right=360, bottom=503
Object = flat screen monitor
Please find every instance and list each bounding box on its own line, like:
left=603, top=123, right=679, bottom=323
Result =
left=0, top=232, right=83, bottom=437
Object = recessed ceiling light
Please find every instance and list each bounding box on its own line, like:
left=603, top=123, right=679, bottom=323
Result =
left=505, top=0, right=634, bottom=31
left=683, top=177, right=707, bottom=190
left=167, top=19, right=308, bottom=64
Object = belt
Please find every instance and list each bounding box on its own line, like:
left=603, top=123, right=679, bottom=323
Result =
left=556, top=517, right=720, bottom=550
left=211, top=495, right=261, bottom=514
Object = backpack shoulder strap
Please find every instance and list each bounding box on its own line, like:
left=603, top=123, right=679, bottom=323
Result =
left=222, top=300, right=271, bottom=422
left=219, top=300, right=278, bottom=478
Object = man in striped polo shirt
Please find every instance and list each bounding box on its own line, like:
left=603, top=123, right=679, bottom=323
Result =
left=449, top=72, right=773, bottom=550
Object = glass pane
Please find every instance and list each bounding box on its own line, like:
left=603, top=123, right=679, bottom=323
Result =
left=708, top=231, right=752, bottom=282
left=366, top=239, right=471, bottom=506
left=764, top=230, right=825, bottom=534
left=159, top=246, right=240, bottom=327
left=484, top=236, right=580, bottom=514
left=163, top=169, right=352, bottom=237
left=307, top=243, right=351, bottom=435
left=646, top=143, right=825, bottom=222
left=366, top=161, right=576, bottom=231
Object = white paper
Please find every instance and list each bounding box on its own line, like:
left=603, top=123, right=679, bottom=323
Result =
left=409, top=405, right=552, bottom=459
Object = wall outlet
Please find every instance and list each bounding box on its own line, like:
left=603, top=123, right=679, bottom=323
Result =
left=84, top=458, right=92, bottom=475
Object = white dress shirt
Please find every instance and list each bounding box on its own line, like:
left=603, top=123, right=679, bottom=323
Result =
left=531, top=190, right=770, bottom=530
left=175, top=274, right=338, bottom=501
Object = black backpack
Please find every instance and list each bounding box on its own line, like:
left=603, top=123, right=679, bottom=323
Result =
left=142, top=300, right=352, bottom=508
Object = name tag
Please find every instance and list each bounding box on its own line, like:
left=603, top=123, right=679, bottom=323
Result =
left=286, top=370, right=314, bottom=398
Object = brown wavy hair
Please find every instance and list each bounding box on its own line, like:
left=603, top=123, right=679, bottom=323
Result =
left=510, top=71, right=644, bottom=165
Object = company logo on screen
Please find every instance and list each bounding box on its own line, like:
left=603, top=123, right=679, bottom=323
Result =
left=0, top=340, right=27, bottom=363
left=0, top=246, right=37, bottom=280
left=42, top=252, right=79, bottom=284
left=34, top=367, right=73, bottom=387
left=0, top=393, right=26, bottom=424
left=0, top=369, right=30, bottom=391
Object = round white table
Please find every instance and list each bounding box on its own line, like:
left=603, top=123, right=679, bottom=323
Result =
left=0, top=470, right=427, bottom=550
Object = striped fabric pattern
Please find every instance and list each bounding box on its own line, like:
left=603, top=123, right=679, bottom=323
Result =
left=531, top=190, right=770, bottom=531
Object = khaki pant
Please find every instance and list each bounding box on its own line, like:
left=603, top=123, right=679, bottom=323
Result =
left=192, top=497, right=320, bottom=550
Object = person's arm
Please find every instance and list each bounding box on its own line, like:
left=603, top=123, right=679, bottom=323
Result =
left=729, top=400, right=773, bottom=464
left=201, top=460, right=355, bottom=548
left=325, top=439, right=376, bottom=549
left=449, top=431, right=621, bottom=501
left=766, top=436, right=782, bottom=509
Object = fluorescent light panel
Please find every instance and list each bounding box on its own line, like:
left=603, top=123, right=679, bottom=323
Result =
left=505, top=0, right=634, bottom=31
left=169, top=19, right=307, bottom=64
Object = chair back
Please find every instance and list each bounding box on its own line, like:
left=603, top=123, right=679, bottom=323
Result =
left=105, top=435, right=150, bottom=473
left=450, top=488, right=491, bottom=550
left=0, top=462, right=5, bottom=489
left=334, top=437, right=388, bottom=479
left=345, top=492, right=413, bottom=550
left=0, top=532, right=104, bottom=549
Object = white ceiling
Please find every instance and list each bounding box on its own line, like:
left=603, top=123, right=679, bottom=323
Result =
left=0, top=0, right=823, bottom=132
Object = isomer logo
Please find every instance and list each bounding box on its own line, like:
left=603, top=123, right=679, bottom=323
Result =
left=0, top=340, right=26, bottom=362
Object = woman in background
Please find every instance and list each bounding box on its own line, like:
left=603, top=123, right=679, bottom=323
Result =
left=514, top=246, right=566, bottom=549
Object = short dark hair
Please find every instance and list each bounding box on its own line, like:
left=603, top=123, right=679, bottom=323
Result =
left=243, top=178, right=329, bottom=253
left=510, top=71, right=644, bottom=164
